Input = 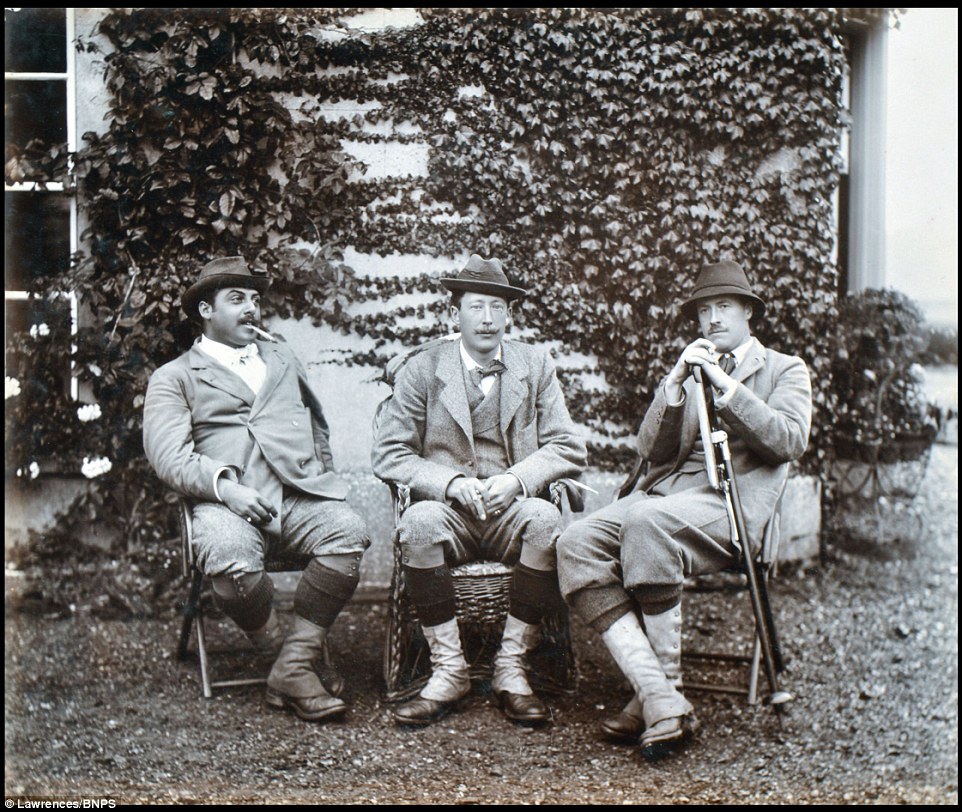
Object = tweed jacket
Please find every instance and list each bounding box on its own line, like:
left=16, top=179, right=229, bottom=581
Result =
left=143, top=339, right=348, bottom=534
left=372, top=338, right=587, bottom=503
left=626, top=337, right=812, bottom=537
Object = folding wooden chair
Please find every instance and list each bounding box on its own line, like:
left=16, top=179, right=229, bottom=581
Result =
left=174, top=496, right=336, bottom=698
left=682, top=480, right=788, bottom=705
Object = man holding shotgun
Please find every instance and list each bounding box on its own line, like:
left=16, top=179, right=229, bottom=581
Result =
left=556, top=260, right=812, bottom=759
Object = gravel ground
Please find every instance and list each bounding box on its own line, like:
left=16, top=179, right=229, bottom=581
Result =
left=5, top=441, right=958, bottom=805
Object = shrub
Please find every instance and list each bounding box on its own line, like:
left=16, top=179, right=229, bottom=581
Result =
left=831, top=288, right=939, bottom=450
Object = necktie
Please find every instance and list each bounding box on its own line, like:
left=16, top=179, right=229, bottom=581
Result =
left=471, top=359, right=506, bottom=387
left=719, top=353, right=736, bottom=375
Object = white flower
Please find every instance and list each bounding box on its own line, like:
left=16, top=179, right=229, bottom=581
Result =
left=81, top=456, right=113, bottom=479
left=5, top=376, right=21, bottom=399
left=77, top=403, right=103, bottom=422
left=29, top=323, right=50, bottom=338
left=17, top=462, right=40, bottom=479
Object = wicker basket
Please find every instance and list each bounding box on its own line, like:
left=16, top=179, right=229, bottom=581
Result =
left=384, top=546, right=577, bottom=703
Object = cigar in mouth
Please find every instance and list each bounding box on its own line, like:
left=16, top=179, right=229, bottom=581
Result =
left=247, top=324, right=278, bottom=343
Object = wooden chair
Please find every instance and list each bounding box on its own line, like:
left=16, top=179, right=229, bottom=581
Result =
left=682, top=479, right=788, bottom=705
left=616, top=458, right=790, bottom=706
left=175, top=497, right=337, bottom=698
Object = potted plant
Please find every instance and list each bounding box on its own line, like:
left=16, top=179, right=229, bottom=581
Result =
left=829, top=288, right=939, bottom=540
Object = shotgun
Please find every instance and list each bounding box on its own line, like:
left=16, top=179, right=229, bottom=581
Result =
left=692, top=366, right=792, bottom=705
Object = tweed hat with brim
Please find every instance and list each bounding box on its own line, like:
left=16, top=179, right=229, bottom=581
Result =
left=181, top=256, right=271, bottom=320
left=680, top=260, right=766, bottom=319
left=440, top=254, right=527, bottom=301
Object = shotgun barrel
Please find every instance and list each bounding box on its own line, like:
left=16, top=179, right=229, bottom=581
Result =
left=692, top=366, right=792, bottom=705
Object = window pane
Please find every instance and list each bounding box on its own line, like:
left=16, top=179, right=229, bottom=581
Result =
left=4, top=8, right=67, bottom=74
left=4, top=79, right=68, bottom=152
left=4, top=191, right=71, bottom=291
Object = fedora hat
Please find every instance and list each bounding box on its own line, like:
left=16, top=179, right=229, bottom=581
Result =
left=440, top=254, right=527, bottom=301
left=181, top=256, right=270, bottom=319
left=680, top=260, right=766, bottom=319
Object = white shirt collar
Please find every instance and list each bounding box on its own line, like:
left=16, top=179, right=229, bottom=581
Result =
left=459, top=341, right=502, bottom=370
left=198, top=335, right=259, bottom=366
left=727, top=337, right=753, bottom=368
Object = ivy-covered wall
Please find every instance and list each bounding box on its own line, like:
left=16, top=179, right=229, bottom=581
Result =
left=5, top=7, right=848, bottom=551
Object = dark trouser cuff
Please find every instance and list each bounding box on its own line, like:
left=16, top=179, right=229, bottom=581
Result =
left=294, top=559, right=359, bottom=630
left=509, top=562, right=559, bottom=626
left=568, top=585, right=635, bottom=634
left=403, top=564, right=457, bottom=628
left=215, top=572, right=274, bottom=632
left=631, top=585, right=683, bottom=616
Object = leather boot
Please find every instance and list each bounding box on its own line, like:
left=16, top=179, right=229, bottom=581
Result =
left=246, top=608, right=285, bottom=656
left=643, top=605, right=684, bottom=690
left=491, top=615, right=550, bottom=724
left=600, top=695, right=645, bottom=744
left=265, top=616, right=347, bottom=722
left=601, top=612, right=695, bottom=760
left=393, top=619, right=471, bottom=726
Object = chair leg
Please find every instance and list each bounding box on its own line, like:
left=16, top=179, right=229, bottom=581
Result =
left=178, top=568, right=204, bottom=661
left=747, top=632, right=762, bottom=706
left=195, top=602, right=213, bottom=699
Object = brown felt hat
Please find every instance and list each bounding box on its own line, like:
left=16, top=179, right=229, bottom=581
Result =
left=440, top=254, right=527, bottom=301
left=681, top=260, right=766, bottom=319
left=181, top=256, right=270, bottom=320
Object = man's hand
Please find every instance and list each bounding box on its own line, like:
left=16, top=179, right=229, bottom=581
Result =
left=665, top=338, right=730, bottom=399
left=481, top=474, right=523, bottom=516
left=446, top=476, right=490, bottom=520
left=219, top=481, right=278, bottom=527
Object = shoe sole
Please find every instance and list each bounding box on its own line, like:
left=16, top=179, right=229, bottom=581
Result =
left=392, top=696, right=469, bottom=727
left=600, top=723, right=643, bottom=745
left=640, top=725, right=695, bottom=762
left=265, top=690, right=347, bottom=722
left=495, top=692, right=550, bottom=726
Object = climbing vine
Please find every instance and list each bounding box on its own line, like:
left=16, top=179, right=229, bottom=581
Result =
left=5, top=7, right=863, bottom=551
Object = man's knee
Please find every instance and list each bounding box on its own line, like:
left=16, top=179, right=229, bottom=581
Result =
left=397, top=500, right=454, bottom=548
left=514, top=498, right=561, bottom=550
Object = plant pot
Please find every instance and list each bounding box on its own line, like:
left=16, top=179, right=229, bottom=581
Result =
left=833, top=431, right=936, bottom=465
left=829, top=432, right=935, bottom=543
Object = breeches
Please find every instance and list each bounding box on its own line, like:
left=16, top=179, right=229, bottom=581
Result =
left=191, top=491, right=370, bottom=577
left=397, top=497, right=561, bottom=567
left=556, top=485, right=738, bottom=626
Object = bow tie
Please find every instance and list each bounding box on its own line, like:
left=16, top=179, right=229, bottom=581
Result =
left=471, top=359, right=506, bottom=386
left=233, top=343, right=259, bottom=364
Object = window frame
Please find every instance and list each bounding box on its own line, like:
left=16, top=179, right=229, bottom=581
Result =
left=4, top=8, right=79, bottom=399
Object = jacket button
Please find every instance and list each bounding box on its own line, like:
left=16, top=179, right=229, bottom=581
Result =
left=292, top=419, right=299, bottom=427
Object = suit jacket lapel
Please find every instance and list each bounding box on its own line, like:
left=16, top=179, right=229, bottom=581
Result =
left=188, top=343, right=255, bottom=407
left=436, top=342, right=474, bottom=449
left=733, top=337, right=766, bottom=384
left=499, top=342, right=529, bottom=435
left=250, top=342, right=288, bottom=419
